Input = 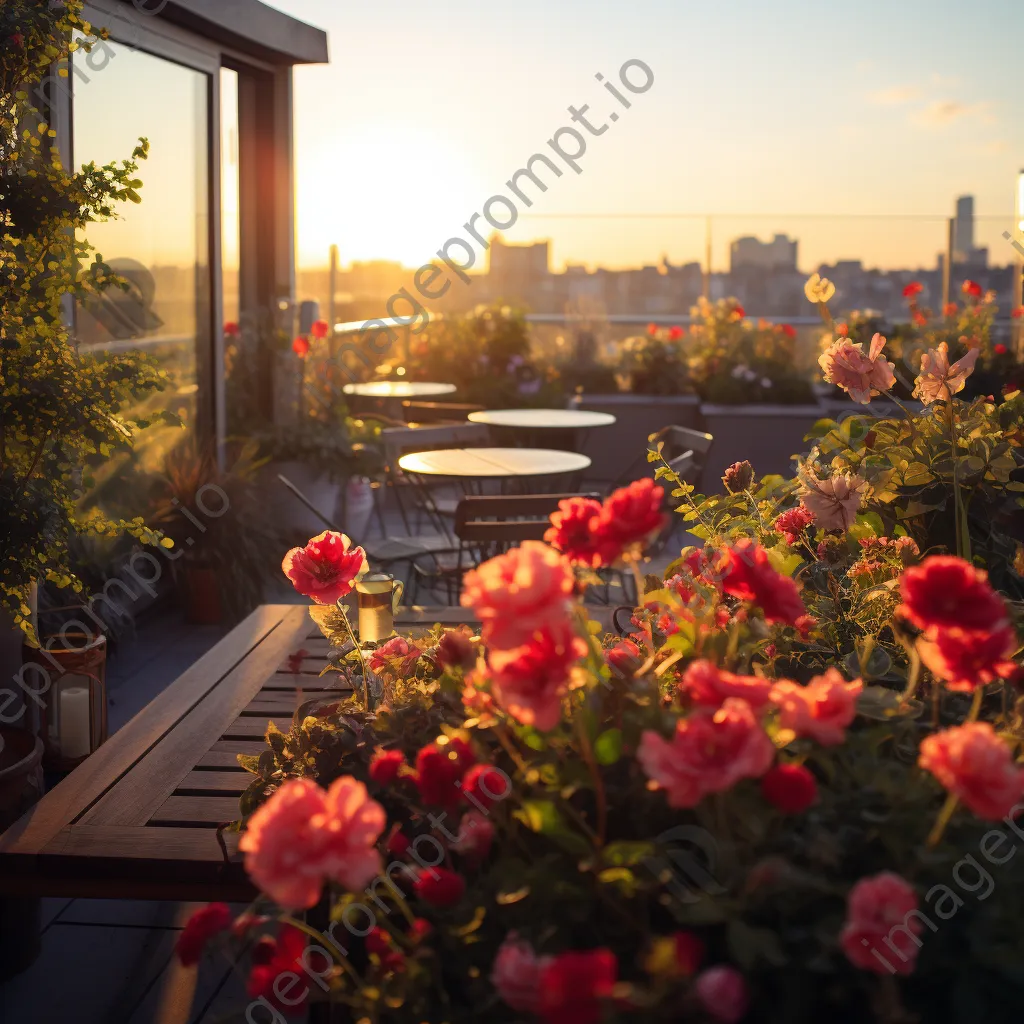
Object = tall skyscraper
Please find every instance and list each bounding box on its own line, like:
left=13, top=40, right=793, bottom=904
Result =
left=954, top=195, right=975, bottom=263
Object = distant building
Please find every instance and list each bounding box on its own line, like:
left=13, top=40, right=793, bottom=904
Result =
left=730, top=234, right=798, bottom=273
left=953, top=195, right=988, bottom=267
left=488, top=237, right=550, bottom=297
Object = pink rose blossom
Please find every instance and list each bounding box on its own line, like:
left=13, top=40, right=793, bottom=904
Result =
left=840, top=872, right=921, bottom=975
left=918, top=722, right=1024, bottom=820
left=818, top=332, right=896, bottom=404
left=799, top=471, right=866, bottom=532
left=638, top=698, right=775, bottom=808
left=695, top=965, right=750, bottom=1023
left=239, top=776, right=385, bottom=909
left=679, top=659, right=774, bottom=710
left=368, top=635, right=422, bottom=675
left=452, top=809, right=495, bottom=861
left=912, top=342, right=979, bottom=405
left=281, top=531, right=368, bottom=604
left=771, top=669, right=863, bottom=746
left=491, top=933, right=551, bottom=1012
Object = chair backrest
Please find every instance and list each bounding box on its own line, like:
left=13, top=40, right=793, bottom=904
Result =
left=277, top=474, right=337, bottom=531
left=401, top=400, right=485, bottom=424
left=381, top=422, right=490, bottom=466
left=651, top=425, right=714, bottom=479
left=455, top=492, right=600, bottom=547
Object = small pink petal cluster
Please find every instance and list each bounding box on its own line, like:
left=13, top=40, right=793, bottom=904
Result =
left=679, top=658, right=774, bottom=710
left=912, top=342, right=979, bottom=405
left=239, top=776, right=385, bottom=909
left=799, top=470, right=866, bottom=532
left=774, top=505, right=816, bottom=545
left=461, top=543, right=584, bottom=730
left=281, top=530, right=369, bottom=604
left=918, top=722, right=1024, bottom=820
left=840, top=872, right=922, bottom=975
left=544, top=478, right=666, bottom=567
left=818, top=332, right=896, bottom=404
left=771, top=669, right=863, bottom=746
left=368, top=635, right=422, bottom=676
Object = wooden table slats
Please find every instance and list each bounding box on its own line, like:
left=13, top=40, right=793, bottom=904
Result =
left=0, top=604, right=475, bottom=899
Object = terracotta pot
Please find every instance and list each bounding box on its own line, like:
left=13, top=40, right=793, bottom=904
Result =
left=180, top=566, right=223, bottom=625
left=0, top=727, right=45, bottom=980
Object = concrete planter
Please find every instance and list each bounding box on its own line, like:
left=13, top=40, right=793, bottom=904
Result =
left=576, top=393, right=702, bottom=484
left=699, top=403, right=827, bottom=493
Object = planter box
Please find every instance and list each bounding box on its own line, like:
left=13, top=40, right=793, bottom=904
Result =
left=699, top=403, right=827, bottom=493
left=576, top=394, right=702, bottom=484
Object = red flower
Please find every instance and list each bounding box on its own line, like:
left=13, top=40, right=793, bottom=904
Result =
left=285, top=648, right=307, bottom=674
left=385, top=826, right=411, bottom=858
left=176, top=902, right=231, bottom=966
left=281, top=530, right=368, bottom=604
left=943, top=302, right=959, bottom=317
left=366, top=927, right=405, bottom=971
left=414, top=867, right=466, bottom=907
left=718, top=539, right=806, bottom=626
left=918, top=722, right=1024, bottom=820
left=771, top=669, right=862, bottom=746
left=918, top=622, right=1018, bottom=692
left=721, top=461, right=754, bottom=494
left=369, top=748, right=405, bottom=785
left=606, top=637, right=642, bottom=676
left=733, top=304, right=745, bottom=319
left=461, top=763, right=511, bottom=810
left=544, top=496, right=612, bottom=567
left=679, top=659, right=773, bottom=710
left=1012, top=307, right=1024, bottom=319
left=760, top=763, right=818, bottom=813
left=962, top=279, right=983, bottom=298
left=669, top=325, right=685, bottom=340
left=368, top=635, right=422, bottom=675
left=452, top=809, right=495, bottom=861
left=840, top=873, right=921, bottom=975
left=595, top=478, right=666, bottom=555
left=647, top=322, right=659, bottom=335
left=538, top=949, right=618, bottom=1024
left=247, top=925, right=310, bottom=1013
left=902, top=281, right=924, bottom=299
left=695, top=965, right=750, bottom=1023
left=413, top=737, right=476, bottom=808
left=292, top=335, right=311, bottom=357
left=673, top=931, right=705, bottom=976
left=995, top=343, right=1009, bottom=355
left=912, top=309, right=928, bottom=327
left=897, top=556, right=1007, bottom=633
left=223, top=321, right=240, bottom=337
left=311, top=319, right=330, bottom=339
left=836, top=322, right=849, bottom=337
left=435, top=626, right=477, bottom=670
left=10, top=33, right=24, bottom=49
left=781, top=323, right=797, bottom=339
left=774, top=505, right=815, bottom=545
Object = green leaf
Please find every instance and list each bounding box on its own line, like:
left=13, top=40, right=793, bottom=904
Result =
left=594, top=728, right=623, bottom=765
left=601, top=840, right=656, bottom=867
left=514, top=800, right=591, bottom=856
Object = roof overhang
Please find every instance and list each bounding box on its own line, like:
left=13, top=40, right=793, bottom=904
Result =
left=119, top=0, right=329, bottom=65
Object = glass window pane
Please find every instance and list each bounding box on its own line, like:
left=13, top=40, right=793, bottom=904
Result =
left=221, top=67, right=240, bottom=327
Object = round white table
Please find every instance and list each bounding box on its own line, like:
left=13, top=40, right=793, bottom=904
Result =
left=468, top=408, right=616, bottom=430
left=343, top=381, right=456, bottom=399
left=398, top=447, right=591, bottom=479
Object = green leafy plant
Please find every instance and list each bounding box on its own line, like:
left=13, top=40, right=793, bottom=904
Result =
left=1, top=0, right=169, bottom=641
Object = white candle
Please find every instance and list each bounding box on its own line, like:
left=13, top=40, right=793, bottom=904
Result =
left=59, top=686, right=92, bottom=760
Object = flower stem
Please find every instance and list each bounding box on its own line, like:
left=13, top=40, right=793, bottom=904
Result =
left=966, top=684, right=985, bottom=723
left=576, top=716, right=607, bottom=848
left=926, top=792, right=959, bottom=848
left=337, top=599, right=370, bottom=709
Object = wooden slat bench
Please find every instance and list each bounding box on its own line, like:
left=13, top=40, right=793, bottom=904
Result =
left=0, top=604, right=476, bottom=902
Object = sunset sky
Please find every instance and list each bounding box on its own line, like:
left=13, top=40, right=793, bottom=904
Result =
left=273, top=0, right=1021, bottom=272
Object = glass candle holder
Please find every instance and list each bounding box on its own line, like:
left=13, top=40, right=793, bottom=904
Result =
left=355, top=573, right=404, bottom=644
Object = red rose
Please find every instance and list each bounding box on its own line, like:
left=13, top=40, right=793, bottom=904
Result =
left=538, top=949, right=618, bottom=1024
left=292, top=335, right=310, bottom=357
left=413, top=737, right=476, bottom=807
left=414, top=867, right=466, bottom=907
left=606, top=637, right=642, bottom=676
left=897, top=556, right=1007, bottom=633
left=679, top=659, right=773, bottom=710
left=594, top=478, right=666, bottom=555
left=995, top=344, right=1008, bottom=355
left=246, top=925, right=310, bottom=1012
left=461, top=762, right=511, bottom=810
left=902, top=281, right=924, bottom=299
left=773, top=505, right=815, bottom=545
left=840, top=873, right=920, bottom=975
left=962, top=279, right=983, bottom=298
left=224, top=321, right=240, bottom=337
left=718, top=539, right=806, bottom=626
left=669, top=325, right=685, bottom=340
left=918, top=622, right=1018, bottom=692
left=435, top=626, right=477, bottom=669
left=369, top=748, right=405, bottom=785
left=176, top=902, right=231, bottom=966
left=281, top=530, right=368, bottom=604
left=544, top=496, right=612, bottom=567
left=760, top=763, right=818, bottom=813
left=311, top=319, right=329, bottom=339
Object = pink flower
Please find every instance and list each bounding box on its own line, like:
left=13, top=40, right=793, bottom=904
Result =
left=818, top=333, right=896, bottom=404
left=912, top=342, right=979, bottom=405
left=840, top=873, right=921, bottom=975
left=239, top=777, right=385, bottom=909
left=452, top=809, right=495, bottom=861
left=491, top=933, right=550, bottom=1013
left=774, top=505, right=815, bottom=545
left=544, top=497, right=613, bottom=567
left=606, top=637, right=642, bottom=676
left=679, top=659, right=774, bottom=710
left=717, top=539, right=806, bottom=626
left=770, top=669, right=863, bottom=746
left=368, top=635, right=422, bottom=675
left=897, top=556, right=1007, bottom=633
left=487, top=621, right=587, bottom=731
left=918, top=723, right=1024, bottom=820
left=799, top=470, right=866, bottom=532
left=594, top=478, right=666, bottom=556
left=638, top=698, right=775, bottom=808
left=917, top=623, right=1018, bottom=692
left=281, top=531, right=368, bottom=604
left=460, top=541, right=575, bottom=648
left=695, top=965, right=750, bottom=1023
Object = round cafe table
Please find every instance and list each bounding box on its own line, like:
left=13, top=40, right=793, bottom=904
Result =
left=342, top=381, right=456, bottom=399
left=399, top=447, right=590, bottom=479
left=468, top=407, right=615, bottom=452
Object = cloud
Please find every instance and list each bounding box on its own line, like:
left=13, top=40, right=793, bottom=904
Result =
left=869, top=84, right=921, bottom=105
left=984, top=140, right=1009, bottom=155
left=910, top=99, right=996, bottom=127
